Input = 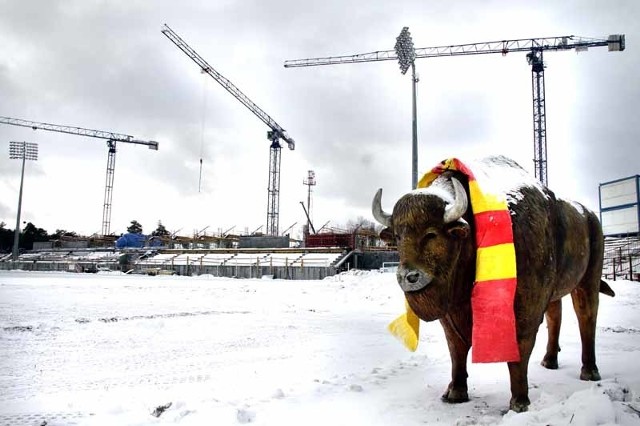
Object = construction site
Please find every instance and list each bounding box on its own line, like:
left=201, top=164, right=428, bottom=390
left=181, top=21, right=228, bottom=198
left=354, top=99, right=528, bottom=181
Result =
left=0, top=25, right=398, bottom=279
left=0, top=226, right=398, bottom=279
left=1, top=26, right=637, bottom=282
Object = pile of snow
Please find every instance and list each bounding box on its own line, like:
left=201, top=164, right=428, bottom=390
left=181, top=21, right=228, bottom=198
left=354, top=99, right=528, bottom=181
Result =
left=1, top=270, right=639, bottom=425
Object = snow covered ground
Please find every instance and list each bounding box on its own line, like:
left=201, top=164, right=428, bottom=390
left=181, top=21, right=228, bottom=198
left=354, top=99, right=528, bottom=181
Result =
left=1, top=270, right=639, bottom=425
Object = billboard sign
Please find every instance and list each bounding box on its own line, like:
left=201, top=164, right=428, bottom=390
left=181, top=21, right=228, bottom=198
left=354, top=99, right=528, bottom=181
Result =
left=599, top=175, right=640, bottom=237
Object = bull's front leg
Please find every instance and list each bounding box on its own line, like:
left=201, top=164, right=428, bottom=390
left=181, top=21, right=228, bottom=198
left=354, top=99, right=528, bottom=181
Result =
left=439, top=314, right=471, bottom=403
left=507, top=334, right=537, bottom=412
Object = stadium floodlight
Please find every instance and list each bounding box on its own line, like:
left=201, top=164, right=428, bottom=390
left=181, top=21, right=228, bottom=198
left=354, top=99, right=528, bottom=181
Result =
left=10, top=141, right=38, bottom=160
left=394, top=27, right=416, bottom=75
left=394, top=27, right=419, bottom=189
left=9, top=141, right=38, bottom=261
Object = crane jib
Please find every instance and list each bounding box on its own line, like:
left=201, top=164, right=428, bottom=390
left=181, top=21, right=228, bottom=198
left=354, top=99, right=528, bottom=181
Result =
left=283, top=31, right=624, bottom=188
left=0, top=116, right=159, bottom=148
left=161, top=24, right=295, bottom=151
left=283, top=34, right=625, bottom=67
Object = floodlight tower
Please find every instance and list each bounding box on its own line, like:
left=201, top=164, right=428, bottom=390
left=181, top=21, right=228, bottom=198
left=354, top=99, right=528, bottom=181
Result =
left=9, top=141, right=38, bottom=260
left=303, top=170, right=316, bottom=233
left=394, top=27, right=419, bottom=189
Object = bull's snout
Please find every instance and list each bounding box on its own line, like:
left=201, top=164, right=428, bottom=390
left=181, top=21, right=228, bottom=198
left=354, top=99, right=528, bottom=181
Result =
left=397, top=265, right=433, bottom=292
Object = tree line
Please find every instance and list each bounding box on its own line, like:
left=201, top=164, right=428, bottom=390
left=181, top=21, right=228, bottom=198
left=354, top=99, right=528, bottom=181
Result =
left=0, top=220, right=170, bottom=253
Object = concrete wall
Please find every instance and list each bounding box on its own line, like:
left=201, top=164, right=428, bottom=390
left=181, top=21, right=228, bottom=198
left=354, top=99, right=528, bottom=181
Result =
left=0, top=261, right=120, bottom=272
left=349, top=251, right=399, bottom=270
left=134, top=263, right=335, bottom=280
left=238, top=236, right=290, bottom=249
left=33, top=242, right=54, bottom=250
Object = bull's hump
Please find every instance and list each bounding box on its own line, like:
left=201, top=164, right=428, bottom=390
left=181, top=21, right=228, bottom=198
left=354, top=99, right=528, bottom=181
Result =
left=469, top=156, right=549, bottom=206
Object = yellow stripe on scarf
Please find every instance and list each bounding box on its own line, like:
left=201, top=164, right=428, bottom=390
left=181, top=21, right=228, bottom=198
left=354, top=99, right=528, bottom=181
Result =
left=468, top=180, right=507, bottom=213
left=476, top=244, right=517, bottom=281
left=388, top=300, right=420, bottom=352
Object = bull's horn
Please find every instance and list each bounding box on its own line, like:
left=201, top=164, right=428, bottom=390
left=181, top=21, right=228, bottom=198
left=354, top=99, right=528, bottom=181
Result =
left=372, top=188, right=392, bottom=227
left=443, top=177, right=468, bottom=224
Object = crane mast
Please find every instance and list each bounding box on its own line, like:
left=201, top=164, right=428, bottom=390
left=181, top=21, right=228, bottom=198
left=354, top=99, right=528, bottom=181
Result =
left=285, top=34, right=625, bottom=186
left=0, top=116, right=159, bottom=236
left=161, top=24, right=296, bottom=236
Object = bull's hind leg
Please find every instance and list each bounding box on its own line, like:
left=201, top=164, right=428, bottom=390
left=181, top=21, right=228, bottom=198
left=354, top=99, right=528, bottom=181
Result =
left=541, top=299, right=562, bottom=369
left=570, top=284, right=601, bottom=381
left=572, top=211, right=605, bottom=381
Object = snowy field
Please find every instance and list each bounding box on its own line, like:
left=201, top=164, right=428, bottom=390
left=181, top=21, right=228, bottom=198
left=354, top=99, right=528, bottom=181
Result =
left=1, top=270, right=640, bottom=425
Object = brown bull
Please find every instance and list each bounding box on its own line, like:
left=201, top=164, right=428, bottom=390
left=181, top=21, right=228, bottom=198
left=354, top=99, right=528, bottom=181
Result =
left=372, top=156, right=614, bottom=413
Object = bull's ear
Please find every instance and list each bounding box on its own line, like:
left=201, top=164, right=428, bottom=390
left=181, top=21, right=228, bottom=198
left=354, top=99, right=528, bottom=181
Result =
left=447, top=219, right=470, bottom=239
left=379, top=227, right=395, bottom=244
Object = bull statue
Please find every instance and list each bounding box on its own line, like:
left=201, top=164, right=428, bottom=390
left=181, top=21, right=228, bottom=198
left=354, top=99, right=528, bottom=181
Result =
left=372, top=155, right=614, bottom=413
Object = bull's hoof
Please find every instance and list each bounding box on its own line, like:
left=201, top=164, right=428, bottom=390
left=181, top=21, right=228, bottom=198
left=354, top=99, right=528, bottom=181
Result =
left=540, top=355, right=558, bottom=370
left=580, top=367, right=601, bottom=381
left=509, top=396, right=530, bottom=413
left=441, top=385, right=469, bottom=403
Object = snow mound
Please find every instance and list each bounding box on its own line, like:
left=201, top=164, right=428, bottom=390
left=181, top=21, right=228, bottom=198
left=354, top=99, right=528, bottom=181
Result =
left=502, top=381, right=640, bottom=425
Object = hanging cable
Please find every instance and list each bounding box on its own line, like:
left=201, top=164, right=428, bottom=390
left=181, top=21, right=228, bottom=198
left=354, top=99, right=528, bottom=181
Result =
left=198, top=72, right=208, bottom=192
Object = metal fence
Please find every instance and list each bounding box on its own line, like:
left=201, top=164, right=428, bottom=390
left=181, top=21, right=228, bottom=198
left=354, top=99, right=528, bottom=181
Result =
left=603, top=237, right=640, bottom=281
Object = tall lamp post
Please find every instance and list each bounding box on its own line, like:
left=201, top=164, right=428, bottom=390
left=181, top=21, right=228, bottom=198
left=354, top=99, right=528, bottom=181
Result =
left=394, top=27, right=418, bottom=189
left=9, top=141, right=38, bottom=261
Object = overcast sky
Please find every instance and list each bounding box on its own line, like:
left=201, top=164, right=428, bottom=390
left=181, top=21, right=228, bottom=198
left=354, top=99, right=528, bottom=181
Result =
left=0, top=0, right=638, bottom=239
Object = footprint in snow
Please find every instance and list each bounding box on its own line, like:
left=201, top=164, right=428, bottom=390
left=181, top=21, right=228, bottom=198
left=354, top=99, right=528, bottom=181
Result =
left=236, top=407, right=256, bottom=423
left=348, top=384, right=364, bottom=392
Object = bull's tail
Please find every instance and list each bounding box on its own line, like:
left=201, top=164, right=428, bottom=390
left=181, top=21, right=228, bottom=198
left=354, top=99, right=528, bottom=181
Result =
left=600, top=280, right=615, bottom=297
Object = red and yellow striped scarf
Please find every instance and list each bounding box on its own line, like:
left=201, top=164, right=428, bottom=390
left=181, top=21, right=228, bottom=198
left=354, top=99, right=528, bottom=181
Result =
left=389, top=158, right=520, bottom=363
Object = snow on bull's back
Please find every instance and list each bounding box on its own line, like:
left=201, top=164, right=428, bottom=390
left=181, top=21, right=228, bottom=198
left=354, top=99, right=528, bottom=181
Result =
left=467, top=155, right=548, bottom=205
left=412, top=155, right=547, bottom=207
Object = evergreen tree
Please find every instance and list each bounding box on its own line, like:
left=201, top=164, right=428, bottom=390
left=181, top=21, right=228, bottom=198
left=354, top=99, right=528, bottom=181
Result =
left=51, top=229, right=77, bottom=239
left=0, top=222, right=14, bottom=253
left=151, top=221, right=170, bottom=237
left=127, top=220, right=143, bottom=234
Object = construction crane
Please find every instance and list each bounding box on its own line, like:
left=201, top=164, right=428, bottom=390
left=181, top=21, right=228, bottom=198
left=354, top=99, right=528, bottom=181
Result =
left=161, top=24, right=296, bottom=236
left=300, top=201, right=316, bottom=234
left=285, top=33, right=625, bottom=187
left=0, top=116, right=159, bottom=236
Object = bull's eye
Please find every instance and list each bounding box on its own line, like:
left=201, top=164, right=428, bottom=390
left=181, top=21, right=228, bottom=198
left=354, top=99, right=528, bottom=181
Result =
left=421, top=230, right=438, bottom=246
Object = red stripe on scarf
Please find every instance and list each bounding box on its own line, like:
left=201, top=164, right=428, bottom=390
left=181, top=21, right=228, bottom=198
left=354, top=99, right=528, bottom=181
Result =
left=471, top=278, right=520, bottom=363
left=474, top=210, right=514, bottom=248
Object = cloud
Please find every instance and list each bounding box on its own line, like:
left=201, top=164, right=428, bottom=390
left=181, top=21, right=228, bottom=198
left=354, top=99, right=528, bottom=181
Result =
left=0, top=0, right=637, bottom=236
